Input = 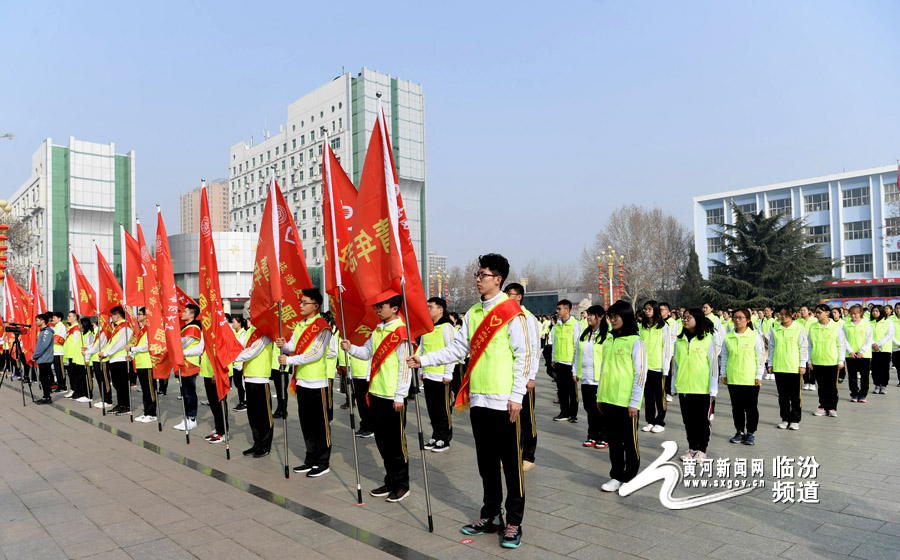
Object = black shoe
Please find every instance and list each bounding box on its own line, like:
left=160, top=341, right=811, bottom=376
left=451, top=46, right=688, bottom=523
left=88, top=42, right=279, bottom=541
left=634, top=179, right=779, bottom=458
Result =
left=272, top=409, right=285, bottom=419
left=500, top=524, right=522, bottom=548
left=743, top=433, right=755, bottom=446
left=233, top=403, right=247, bottom=412
left=340, top=403, right=350, bottom=410
left=35, top=397, right=52, bottom=405
left=461, top=515, right=503, bottom=536
left=252, top=449, right=270, bottom=458
left=307, top=466, right=330, bottom=478
left=356, top=430, right=374, bottom=438
left=242, top=447, right=258, bottom=456
left=293, top=463, right=313, bottom=474
left=114, top=408, right=130, bottom=416
left=568, top=417, right=578, bottom=424
left=729, top=431, right=744, bottom=444
left=552, top=414, right=567, bottom=422
left=386, top=488, right=409, bottom=502
left=370, top=485, right=391, bottom=497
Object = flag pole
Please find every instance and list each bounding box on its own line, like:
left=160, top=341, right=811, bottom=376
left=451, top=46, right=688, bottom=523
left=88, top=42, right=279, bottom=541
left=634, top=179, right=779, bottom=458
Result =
left=221, top=397, right=231, bottom=460
left=177, top=370, right=190, bottom=444
left=399, top=277, right=434, bottom=532
left=278, top=301, right=290, bottom=478
left=336, top=294, right=364, bottom=505
left=119, top=224, right=135, bottom=424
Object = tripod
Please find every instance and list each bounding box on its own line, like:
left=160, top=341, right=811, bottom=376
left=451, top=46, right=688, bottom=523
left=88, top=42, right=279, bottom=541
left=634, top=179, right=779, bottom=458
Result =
left=0, top=331, right=36, bottom=406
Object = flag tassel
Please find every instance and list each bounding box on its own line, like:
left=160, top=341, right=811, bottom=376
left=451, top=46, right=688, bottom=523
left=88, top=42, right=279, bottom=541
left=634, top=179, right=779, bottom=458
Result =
left=399, top=277, right=434, bottom=532
left=337, top=293, right=365, bottom=506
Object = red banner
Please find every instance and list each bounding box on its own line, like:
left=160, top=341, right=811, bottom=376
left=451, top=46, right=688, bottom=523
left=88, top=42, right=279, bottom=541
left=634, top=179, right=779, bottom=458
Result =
left=156, top=211, right=185, bottom=374
left=322, top=137, right=379, bottom=345
left=71, top=253, right=98, bottom=317
left=122, top=227, right=145, bottom=307
left=351, top=105, right=433, bottom=339
left=175, top=285, right=198, bottom=311
left=96, top=245, right=125, bottom=337
left=199, top=182, right=243, bottom=400
left=137, top=221, right=170, bottom=378
left=25, top=266, right=45, bottom=365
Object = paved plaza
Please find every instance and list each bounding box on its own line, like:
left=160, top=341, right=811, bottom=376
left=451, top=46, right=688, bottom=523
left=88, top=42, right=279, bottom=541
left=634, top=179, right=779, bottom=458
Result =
left=2, top=368, right=900, bottom=560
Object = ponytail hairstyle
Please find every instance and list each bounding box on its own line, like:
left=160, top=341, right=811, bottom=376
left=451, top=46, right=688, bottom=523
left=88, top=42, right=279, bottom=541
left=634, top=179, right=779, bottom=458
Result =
left=677, top=307, right=715, bottom=341
left=580, top=305, right=609, bottom=344
left=608, top=301, right=639, bottom=338
left=641, top=300, right=665, bottom=329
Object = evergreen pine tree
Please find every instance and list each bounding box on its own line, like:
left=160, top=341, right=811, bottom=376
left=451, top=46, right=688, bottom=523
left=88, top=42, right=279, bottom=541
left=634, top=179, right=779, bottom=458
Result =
left=678, top=246, right=706, bottom=307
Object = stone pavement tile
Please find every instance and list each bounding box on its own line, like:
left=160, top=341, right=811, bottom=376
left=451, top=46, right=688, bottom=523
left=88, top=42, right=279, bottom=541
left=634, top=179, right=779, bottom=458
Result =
left=621, top=523, right=722, bottom=555
left=849, top=543, right=900, bottom=560
left=271, top=520, right=346, bottom=550
left=791, top=504, right=885, bottom=531
left=61, top=489, right=116, bottom=510
left=746, top=523, right=861, bottom=555
left=841, top=505, right=900, bottom=524
left=81, top=502, right=140, bottom=527
left=567, top=543, right=643, bottom=560
left=167, top=526, right=226, bottom=549
left=728, top=503, right=824, bottom=532
left=0, top=501, right=34, bottom=525
left=79, top=549, right=133, bottom=560
left=187, top=537, right=260, bottom=560
left=816, top=522, right=900, bottom=549
left=877, top=522, right=900, bottom=537
left=8, top=477, right=52, bottom=495
left=252, top=537, right=331, bottom=560
left=547, top=504, right=641, bottom=531
left=123, top=536, right=196, bottom=560
left=517, top=524, right=591, bottom=556
left=134, top=500, right=194, bottom=528
left=60, top=536, right=120, bottom=559
left=16, top=489, right=67, bottom=509
left=43, top=517, right=107, bottom=547
left=154, top=516, right=206, bottom=536
left=101, top=518, right=165, bottom=548
left=1, top=537, right=67, bottom=560
left=315, top=537, right=397, bottom=560
left=708, top=543, right=787, bottom=560
left=780, top=544, right=856, bottom=560
left=560, top=523, right=656, bottom=555
left=0, top=519, right=48, bottom=546
left=685, top=523, right=794, bottom=556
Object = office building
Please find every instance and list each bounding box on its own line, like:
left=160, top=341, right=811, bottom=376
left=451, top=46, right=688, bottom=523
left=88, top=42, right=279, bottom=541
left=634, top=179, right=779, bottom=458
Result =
left=6, top=137, right=135, bottom=311
left=180, top=179, right=230, bottom=234
left=227, top=67, right=428, bottom=283
left=169, top=232, right=255, bottom=315
left=694, top=164, right=899, bottom=299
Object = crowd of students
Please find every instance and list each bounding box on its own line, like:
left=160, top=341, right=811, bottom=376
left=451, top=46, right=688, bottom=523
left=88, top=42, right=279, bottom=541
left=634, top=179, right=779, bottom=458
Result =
left=3, top=265, right=896, bottom=550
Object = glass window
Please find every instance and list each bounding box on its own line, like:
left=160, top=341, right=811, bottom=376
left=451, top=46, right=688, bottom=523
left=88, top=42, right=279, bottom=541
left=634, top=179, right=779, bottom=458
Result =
left=706, top=207, right=724, bottom=225
left=299, top=153, right=304, bottom=164
left=301, top=135, right=305, bottom=146
left=803, top=192, right=829, bottom=213
left=843, top=220, right=872, bottom=240
left=312, top=206, right=317, bottom=217
left=292, top=125, right=296, bottom=132
left=842, top=187, right=870, bottom=208
left=888, top=252, right=900, bottom=272
left=302, top=189, right=307, bottom=200
left=331, top=105, right=335, bottom=113
left=275, top=147, right=279, bottom=156
left=736, top=202, right=757, bottom=215
left=267, top=150, right=271, bottom=161
left=302, top=209, right=307, bottom=220
left=885, top=184, right=900, bottom=203
left=298, top=171, right=304, bottom=181
left=844, top=254, right=872, bottom=274
left=283, top=143, right=287, bottom=153
left=768, top=198, right=792, bottom=217
left=313, top=247, right=317, bottom=258
left=281, top=161, right=285, bottom=170
left=302, top=229, right=307, bottom=240
left=707, top=236, right=723, bottom=254
left=290, top=157, right=295, bottom=167
left=707, top=266, right=716, bottom=278
left=292, top=139, right=297, bottom=149
left=886, top=217, right=900, bottom=237
left=310, top=130, right=315, bottom=141
left=806, top=225, right=830, bottom=244
left=331, top=137, right=341, bottom=150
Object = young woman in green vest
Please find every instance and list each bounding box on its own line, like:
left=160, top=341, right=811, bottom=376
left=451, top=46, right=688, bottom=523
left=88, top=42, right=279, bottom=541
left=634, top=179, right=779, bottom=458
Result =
left=720, top=308, right=764, bottom=446
left=807, top=304, right=845, bottom=417
left=659, top=302, right=678, bottom=401
left=830, top=307, right=847, bottom=383
left=596, top=301, right=646, bottom=493
left=767, top=305, right=809, bottom=430
left=888, top=304, right=900, bottom=387
left=575, top=305, right=608, bottom=449
left=761, top=306, right=776, bottom=380
left=127, top=309, right=158, bottom=422
left=843, top=304, right=873, bottom=403
left=798, top=306, right=817, bottom=390
left=419, top=297, right=456, bottom=452
left=234, top=324, right=276, bottom=458
left=639, top=300, right=672, bottom=435
left=229, top=315, right=248, bottom=412
left=671, top=308, right=718, bottom=461
left=869, top=305, right=893, bottom=395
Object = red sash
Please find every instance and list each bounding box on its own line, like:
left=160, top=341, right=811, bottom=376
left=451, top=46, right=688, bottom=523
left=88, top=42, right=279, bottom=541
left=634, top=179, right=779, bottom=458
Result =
left=130, top=326, right=147, bottom=347
left=67, top=324, right=81, bottom=336
left=287, top=317, right=331, bottom=394
left=455, top=298, right=523, bottom=412
left=367, top=325, right=408, bottom=404
left=180, top=324, right=202, bottom=375
left=109, top=321, right=127, bottom=343
left=53, top=326, right=66, bottom=346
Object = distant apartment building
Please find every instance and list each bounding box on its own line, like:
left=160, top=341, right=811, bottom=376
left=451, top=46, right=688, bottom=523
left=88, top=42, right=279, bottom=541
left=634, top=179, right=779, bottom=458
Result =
left=180, top=179, right=230, bottom=234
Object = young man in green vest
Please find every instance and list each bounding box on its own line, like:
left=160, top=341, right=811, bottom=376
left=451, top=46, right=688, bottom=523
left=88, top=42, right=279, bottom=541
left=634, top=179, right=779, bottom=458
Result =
left=175, top=304, right=203, bottom=431
left=276, top=289, right=334, bottom=477
left=338, top=336, right=374, bottom=438
left=127, top=308, right=157, bottom=422
left=551, top=299, right=581, bottom=423
left=408, top=253, right=531, bottom=549
left=234, top=320, right=275, bottom=458
left=504, top=282, right=540, bottom=472
left=418, top=297, right=456, bottom=453
left=342, top=295, right=412, bottom=503
left=50, top=311, right=68, bottom=394
left=229, top=315, right=249, bottom=412
left=767, top=305, right=809, bottom=430
left=63, top=311, right=90, bottom=402
left=99, top=307, right=132, bottom=416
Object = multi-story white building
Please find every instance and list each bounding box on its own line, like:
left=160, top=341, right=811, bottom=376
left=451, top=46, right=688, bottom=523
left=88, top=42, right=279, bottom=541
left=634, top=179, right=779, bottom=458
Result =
left=169, top=232, right=255, bottom=315
left=228, top=67, right=428, bottom=287
left=694, top=165, right=900, bottom=300
left=6, top=137, right=135, bottom=311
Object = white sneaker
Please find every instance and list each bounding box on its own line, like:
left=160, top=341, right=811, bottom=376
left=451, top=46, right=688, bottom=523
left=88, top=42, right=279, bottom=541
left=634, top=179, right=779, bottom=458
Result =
left=600, top=479, right=622, bottom=492
left=134, top=415, right=146, bottom=422
left=788, top=422, right=799, bottom=430
left=680, top=450, right=696, bottom=461
left=641, top=424, right=654, bottom=432
left=75, top=396, right=91, bottom=403
left=186, top=419, right=197, bottom=430
left=173, top=420, right=186, bottom=430
left=64, top=390, right=74, bottom=398
left=93, top=401, right=107, bottom=409
left=141, top=416, right=157, bottom=423
left=650, top=425, right=665, bottom=433
left=709, top=414, right=714, bottom=421
left=776, top=421, right=789, bottom=429
left=694, top=451, right=707, bottom=461
left=665, top=395, right=673, bottom=402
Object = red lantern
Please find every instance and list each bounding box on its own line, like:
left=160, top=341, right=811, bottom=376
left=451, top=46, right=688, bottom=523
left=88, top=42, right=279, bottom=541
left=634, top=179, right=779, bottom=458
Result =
left=0, top=245, right=7, bottom=251
left=0, top=256, right=7, bottom=262
left=0, top=264, right=7, bottom=270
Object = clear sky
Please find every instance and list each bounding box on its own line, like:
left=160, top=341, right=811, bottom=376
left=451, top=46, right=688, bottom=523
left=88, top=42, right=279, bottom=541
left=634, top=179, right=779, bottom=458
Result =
left=2, top=1, right=898, bottom=270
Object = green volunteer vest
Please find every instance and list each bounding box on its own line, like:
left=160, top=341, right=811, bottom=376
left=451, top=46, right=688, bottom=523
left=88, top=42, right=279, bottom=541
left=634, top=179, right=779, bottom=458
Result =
left=552, top=318, right=576, bottom=363
left=62, top=327, right=80, bottom=362
left=803, top=317, right=816, bottom=333
left=182, top=324, right=201, bottom=367
left=576, top=330, right=603, bottom=382
left=466, top=295, right=516, bottom=395
left=844, top=320, right=871, bottom=359
left=772, top=321, right=803, bottom=373
left=598, top=335, right=642, bottom=407
left=422, top=323, right=451, bottom=374
left=674, top=334, right=713, bottom=394
left=200, top=350, right=233, bottom=378
left=808, top=320, right=840, bottom=366
left=243, top=327, right=274, bottom=378
left=88, top=333, right=100, bottom=364
left=368, top=319, right=407, bottom=398
left=724, top=330, right=758, bottom=385
left=640, top=324, right=666, bottom=371
left=134, top=331, right=152, bottom=369
left=872, top=319, right=893, bottom=353
left=291, top=315, right=329, bottom=381
left=104, top=321, right=129, bottom=360
left=53, top=322, right=65, bottom=353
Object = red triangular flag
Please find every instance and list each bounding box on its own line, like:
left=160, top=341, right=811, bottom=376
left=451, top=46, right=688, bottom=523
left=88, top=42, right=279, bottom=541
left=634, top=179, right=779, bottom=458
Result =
left=71, top=253, right=98, bottom=317
left=156, top=210, right=185, bottom=373
left=96, top=245, right=125, bottom=337
left=122, top=227, right=145, bottom=307
left=138, top=221, right=171, bottom=379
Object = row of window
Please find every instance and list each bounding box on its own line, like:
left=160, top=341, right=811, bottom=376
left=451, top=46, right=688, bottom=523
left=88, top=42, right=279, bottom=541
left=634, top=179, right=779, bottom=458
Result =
left=709, top=253, right=897, bottom=276
left=232, top=120, right=344, bottom=175
left=708, top=218, right=900, bottom=253
left=290, top=103, right=343, bottom=132
left=706, top=183, right=900, bottom=225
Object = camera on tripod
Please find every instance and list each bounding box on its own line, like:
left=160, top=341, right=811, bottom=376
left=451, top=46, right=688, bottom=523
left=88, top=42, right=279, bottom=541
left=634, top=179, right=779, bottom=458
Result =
left=4, top=322, right=30, bottom=335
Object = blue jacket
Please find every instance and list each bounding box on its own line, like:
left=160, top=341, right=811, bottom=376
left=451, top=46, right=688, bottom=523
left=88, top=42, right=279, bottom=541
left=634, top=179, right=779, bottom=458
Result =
left=33, top=326, right=54, bottom=364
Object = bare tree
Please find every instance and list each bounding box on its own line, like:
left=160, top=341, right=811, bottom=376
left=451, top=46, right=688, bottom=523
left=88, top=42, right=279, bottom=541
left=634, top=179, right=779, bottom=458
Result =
left=5, top=218, right=33, bottom=282
left=445, top=258, right=480, bottom=312
left=581, top=205, right=691, bottom=305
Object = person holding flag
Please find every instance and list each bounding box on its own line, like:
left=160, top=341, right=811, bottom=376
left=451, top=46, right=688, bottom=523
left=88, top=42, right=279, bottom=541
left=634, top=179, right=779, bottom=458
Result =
left=417, top=297, right=455, bottom=453
left=63, top=310, right=90, bottom=403
left=99, top=306, right=133, bottom=416
left=33, top=313, right=56, bottom=404
left=230, top=316, right=249, bottom=411
left=51, top=312, right=68, bottom=393
left=234, top=317, right=276, bottom=458
left=276, top=288, right=334, bottom=477
left=174, top=304, right=203, bottom=431
left=407, top=253, right=531, bottom=549
left=127, top=308, right=157, bottom=423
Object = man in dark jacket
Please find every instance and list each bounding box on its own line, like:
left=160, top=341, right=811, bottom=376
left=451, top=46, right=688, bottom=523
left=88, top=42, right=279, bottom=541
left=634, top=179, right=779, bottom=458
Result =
left=33, top=313, right=55, bottom=404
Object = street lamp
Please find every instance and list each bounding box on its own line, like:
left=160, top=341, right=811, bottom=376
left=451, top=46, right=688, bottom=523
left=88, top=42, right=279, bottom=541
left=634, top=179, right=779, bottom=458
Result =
left=0, top=199, right=12, bottom=294
left=600, top=246, right=626, bottom=303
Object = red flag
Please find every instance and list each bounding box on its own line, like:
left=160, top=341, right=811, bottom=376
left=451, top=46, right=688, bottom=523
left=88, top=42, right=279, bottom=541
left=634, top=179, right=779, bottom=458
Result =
left=322, top=136, right=379, bottom=345
left=138, top=221, right=170, bottom=379
left=71, top=253, right=98, bottom=317
left=351, top=105, right=433, bottom=338
left=155, top=210, right=185, bottom=373
left=25, top=266, right=45, bottom=365
left=122, top=227, right=145, bottom=307
left=896, top=162, right=899, bottom=191
left=248, top=176, right=313, bottom=344
left=198, top=182, right=243, bottom=400
left=29, top=266, right=46, bottom=316
left=4, top=272, right=27, bottom=323
left=96, top=245, right=125, bottom=337
left=175, top=285, right=198, bottom=311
